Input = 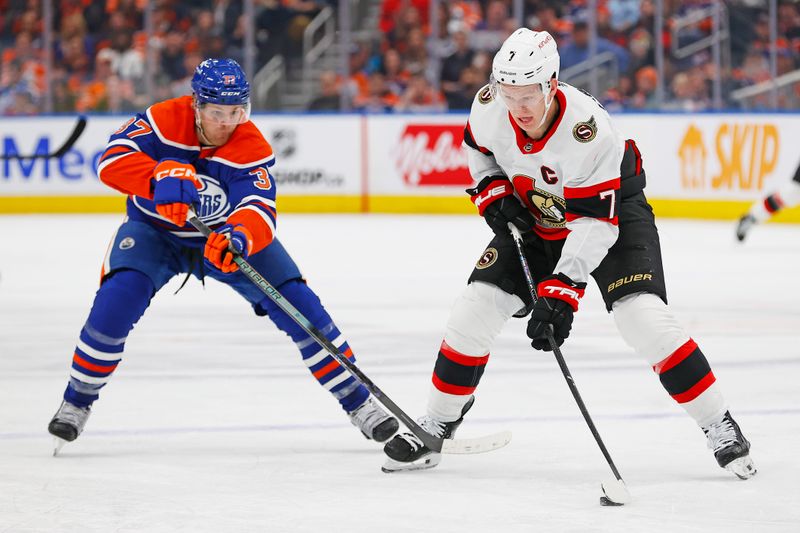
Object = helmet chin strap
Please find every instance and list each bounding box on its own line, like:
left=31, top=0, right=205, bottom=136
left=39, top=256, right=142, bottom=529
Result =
left=192, top=96, right=214, bottom=146
left=536, top=81, right=554, bottom=129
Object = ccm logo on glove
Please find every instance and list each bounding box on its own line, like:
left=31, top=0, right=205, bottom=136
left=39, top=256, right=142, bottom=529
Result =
left=152, top=159, right=202, bottom=227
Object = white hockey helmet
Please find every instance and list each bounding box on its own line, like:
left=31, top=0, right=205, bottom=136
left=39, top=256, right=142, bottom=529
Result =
left=492, top=28, right=559, bottom=92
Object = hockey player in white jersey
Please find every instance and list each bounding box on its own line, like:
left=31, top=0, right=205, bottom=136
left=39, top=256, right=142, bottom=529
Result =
left=383, top=28, right=756, bottom=480
left=735, top=160, right=800, bottom=241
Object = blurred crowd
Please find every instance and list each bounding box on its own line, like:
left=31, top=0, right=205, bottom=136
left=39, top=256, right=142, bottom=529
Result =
left=0, top=0, right=336, bottom=114
left=2, top=0, right=799, bottom=115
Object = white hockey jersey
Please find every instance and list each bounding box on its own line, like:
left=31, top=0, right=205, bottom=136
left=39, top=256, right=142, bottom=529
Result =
left=464, top=82, right=626, bottom=284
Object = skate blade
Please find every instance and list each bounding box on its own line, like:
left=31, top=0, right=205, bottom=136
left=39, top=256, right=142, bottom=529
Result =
left=53, top=437, right=67, bottom=457
left=381, top=453, right=442, bottom=473
left=726, top=456, right=757, bottom=480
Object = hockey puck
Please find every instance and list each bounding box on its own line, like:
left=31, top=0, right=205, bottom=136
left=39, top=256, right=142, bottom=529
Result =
left=599, top=495, right=624, bottom=506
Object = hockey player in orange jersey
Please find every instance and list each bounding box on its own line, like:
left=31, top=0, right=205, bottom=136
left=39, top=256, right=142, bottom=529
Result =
left=47, top=59, right=398, bottom=454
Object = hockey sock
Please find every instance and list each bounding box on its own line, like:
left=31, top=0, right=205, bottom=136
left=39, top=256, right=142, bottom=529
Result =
left=64, top=270, right=154, bottom=407
left=613, top=293, right=726, bottom=426
left=750, top=180, right=800, bottom=222
left=428, top=282, right=524, bottom=421
left=256, top=279, right=368, bottom=413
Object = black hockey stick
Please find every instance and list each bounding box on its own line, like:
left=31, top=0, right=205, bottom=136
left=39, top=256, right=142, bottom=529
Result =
left=1, top=116, right=87, bottom=160
left=187, top=211, right=510, bottom=455
left=508, top=223, right=631, bottom=505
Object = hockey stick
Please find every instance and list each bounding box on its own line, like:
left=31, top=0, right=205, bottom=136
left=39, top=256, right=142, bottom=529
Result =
left=1, top=116, right=87, bottom=160
left=187, top=211, right=511, bottom=455
left=508, top=223, right=631, bottom=506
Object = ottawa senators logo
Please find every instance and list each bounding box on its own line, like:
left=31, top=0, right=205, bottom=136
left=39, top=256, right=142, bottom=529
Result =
left=475, top=248, right=498, bottom=269
left=478, top=84, right=494, bottom=105
left=530, top=189, right=566, bottom=227
left=511, top=174, right=566, bottom=228
left=572, top=116, right=597, bottom=143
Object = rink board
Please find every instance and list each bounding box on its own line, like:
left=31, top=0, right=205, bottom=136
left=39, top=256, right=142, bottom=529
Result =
left=1, top=113, right=799, bottom=222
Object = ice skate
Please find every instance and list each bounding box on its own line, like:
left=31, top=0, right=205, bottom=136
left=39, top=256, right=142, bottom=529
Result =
left=702, top=411, right=756, bottom=479
left=48, top=400, right=91, bottom=456
left=382, top=396, right=474, bottom=473
left=348, top=397, right=399, bottom=442
left=735, top=214, right=756, bottom=242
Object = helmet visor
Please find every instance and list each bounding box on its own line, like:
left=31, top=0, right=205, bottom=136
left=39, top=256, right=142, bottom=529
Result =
left=493, top=80, right=547, bottom=112
left=196, top=102, right=251, bottom=125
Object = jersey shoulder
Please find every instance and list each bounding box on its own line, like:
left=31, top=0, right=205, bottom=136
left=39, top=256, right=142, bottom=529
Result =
left=467, top=84, right=507, bottom=145
left=208, top=121, right=275, bottom=170
left=558, top=83, right=618, bottom=148
left=145, top=95, right=200, bottom=150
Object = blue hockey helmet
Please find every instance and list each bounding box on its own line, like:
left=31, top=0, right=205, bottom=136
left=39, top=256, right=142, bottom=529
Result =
left=191, top=58, right=250, bottom=106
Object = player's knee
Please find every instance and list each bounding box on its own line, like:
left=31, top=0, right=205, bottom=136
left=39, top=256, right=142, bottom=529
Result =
left=445, top=281, right=524, bottom=355
left=612, top=292, right=689, bottom=364
left=87, top=269, right=154, bottom=337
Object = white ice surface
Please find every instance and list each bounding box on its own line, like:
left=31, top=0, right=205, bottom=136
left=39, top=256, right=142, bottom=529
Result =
left=0, top=214, right=798, bottom=532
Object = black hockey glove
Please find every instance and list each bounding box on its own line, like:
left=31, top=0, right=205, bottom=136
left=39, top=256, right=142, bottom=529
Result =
left=527, top=273, right=587, bottom=351
left=467, top=175, right=536, bottom=236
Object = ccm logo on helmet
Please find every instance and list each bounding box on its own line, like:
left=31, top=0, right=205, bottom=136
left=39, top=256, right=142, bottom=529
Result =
left=155, top=167, right=196, bottom=180
left=538, top=34, right=553, bottom=48
left=220, top=91, right=241, bottom=96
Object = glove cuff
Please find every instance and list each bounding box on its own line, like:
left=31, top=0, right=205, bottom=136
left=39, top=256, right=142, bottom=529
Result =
left=537, top=273, right=587, bottom=311
left=467, top=175, right=513, bottom=215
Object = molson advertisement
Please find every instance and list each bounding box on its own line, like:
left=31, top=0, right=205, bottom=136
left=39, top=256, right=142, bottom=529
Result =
left=1, top=112, right=799, bottom=219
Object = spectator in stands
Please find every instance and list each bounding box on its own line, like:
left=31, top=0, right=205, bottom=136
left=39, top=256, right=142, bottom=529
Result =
left=440, top=29, right=475, bottom=108
left=472, top=0, right=512, bottom=52
left=403, top=27, right=430, bottom=76
left=308, top=70, right=342, bottom=111
left=559, top=19, right=630, bottom=74
left=395, top=73, right=445, bottom=112
left=0, top=60, right=37, bottom=115
left=445, top=64, right=485, bottom=110
left=630, top=65, right=658, bottom=109
left=380, top=47, right=411, bottom=95
left=353, top=71, right=400, bottom=112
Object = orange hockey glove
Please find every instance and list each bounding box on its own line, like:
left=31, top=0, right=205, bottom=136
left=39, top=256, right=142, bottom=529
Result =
left=152, top=159, right=201, bottom=226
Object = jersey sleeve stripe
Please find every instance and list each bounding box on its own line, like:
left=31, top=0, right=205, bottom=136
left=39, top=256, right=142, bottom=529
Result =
left=228, top=206, right=276, bottom=253
left=98, top=145, right=136, bottom=165
left=207, top=153, right=275, bottom=169
left=98, top=152, right=158, bottom=198
left=240, top=194, right=276, bottom=209
left=563, top=177, right=620, bottom=199
left=463, top=121, right=493, bottom=155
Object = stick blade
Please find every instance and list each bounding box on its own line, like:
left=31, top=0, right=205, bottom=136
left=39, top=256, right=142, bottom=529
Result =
left=600, top=477, right=631, bottom=506
left=440, top=430, right=512, bottom=455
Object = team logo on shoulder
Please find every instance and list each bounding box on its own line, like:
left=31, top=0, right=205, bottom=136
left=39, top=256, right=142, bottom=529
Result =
left=572, top=116, right=597, bottom=143
left=478, top=85, right=494, bottom=105
left=119, top=237, right=135, bottom=250
left=476, top=247, right=498, bottom=269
